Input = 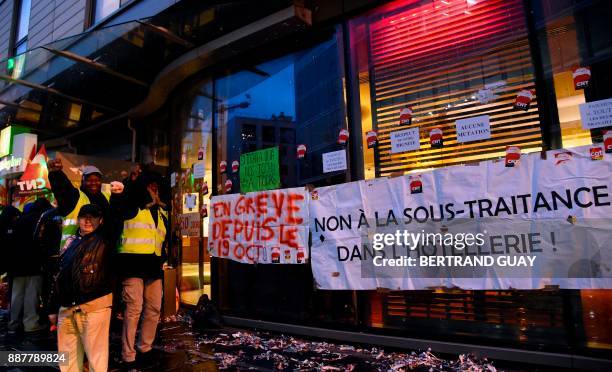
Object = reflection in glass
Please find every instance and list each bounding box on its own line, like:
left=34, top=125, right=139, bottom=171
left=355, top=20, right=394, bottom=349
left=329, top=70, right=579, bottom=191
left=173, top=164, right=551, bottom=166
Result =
left=176, top=80, right=214, bottom=305
left=211, top=29, right=354, bottom=323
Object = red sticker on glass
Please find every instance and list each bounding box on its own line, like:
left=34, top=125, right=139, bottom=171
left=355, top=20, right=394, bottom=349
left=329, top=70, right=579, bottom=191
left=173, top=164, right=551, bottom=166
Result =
left=573, top=67, right=591, bottom=89
left=399, top=106, right=412, bottom=125
left=429, top=127, right=443, bottom=148
left=366, top=130, right=378, bottom=148
left=338, top=129, right=349, bottom=144
left=514, top=89, right=534, bottom=111
left=297, top=144, right=307, bottom=159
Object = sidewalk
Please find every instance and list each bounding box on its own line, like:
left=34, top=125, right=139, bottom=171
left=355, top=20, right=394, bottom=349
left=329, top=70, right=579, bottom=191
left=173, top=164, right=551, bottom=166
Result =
left=1, top=309, right=522, bottom=371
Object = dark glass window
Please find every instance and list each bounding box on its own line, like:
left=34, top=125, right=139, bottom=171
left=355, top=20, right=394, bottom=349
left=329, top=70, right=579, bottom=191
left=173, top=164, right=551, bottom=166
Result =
left=531, top=0, right=612, bottom=352
left=210, top=28, right=352, bottom=324
left=13, top=0, right=31, bottom=55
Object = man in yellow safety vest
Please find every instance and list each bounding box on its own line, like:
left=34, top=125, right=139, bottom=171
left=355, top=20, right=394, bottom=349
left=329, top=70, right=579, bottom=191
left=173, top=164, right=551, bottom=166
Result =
left=47, top=159, right=118, bottom=250
left=116, top=171, right=169, bottom=369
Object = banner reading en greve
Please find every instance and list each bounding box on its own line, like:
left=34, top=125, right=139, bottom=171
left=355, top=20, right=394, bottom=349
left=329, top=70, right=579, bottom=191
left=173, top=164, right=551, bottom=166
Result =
left=209, top=187, right=309, bottom=264
left=309, top=144, right=612, bottom=290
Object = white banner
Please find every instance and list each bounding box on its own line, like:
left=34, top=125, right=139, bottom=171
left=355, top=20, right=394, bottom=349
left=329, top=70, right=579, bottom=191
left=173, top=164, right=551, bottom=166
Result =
left=209, top=187, right=309, bottom=264
left=310, top=145, right=612, bottom=290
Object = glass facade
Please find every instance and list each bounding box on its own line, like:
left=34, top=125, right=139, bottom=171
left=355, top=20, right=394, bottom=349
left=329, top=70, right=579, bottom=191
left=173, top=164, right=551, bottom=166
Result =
left=162, top=0, right=612, bottom=356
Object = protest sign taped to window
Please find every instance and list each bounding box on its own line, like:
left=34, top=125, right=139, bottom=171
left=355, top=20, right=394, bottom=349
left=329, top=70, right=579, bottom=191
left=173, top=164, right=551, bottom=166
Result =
left=309, top=145, right=612, bottom=290
left=209, top=187, right=309, bottom=264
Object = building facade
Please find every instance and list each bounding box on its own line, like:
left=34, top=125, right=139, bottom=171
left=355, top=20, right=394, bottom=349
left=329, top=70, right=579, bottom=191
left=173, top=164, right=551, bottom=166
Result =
left=1, top=0, right=612, bottom=368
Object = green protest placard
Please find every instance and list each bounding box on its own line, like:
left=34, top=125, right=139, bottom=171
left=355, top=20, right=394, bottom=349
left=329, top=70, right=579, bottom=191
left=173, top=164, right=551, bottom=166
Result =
left=239, top=147, right=280, bottom=192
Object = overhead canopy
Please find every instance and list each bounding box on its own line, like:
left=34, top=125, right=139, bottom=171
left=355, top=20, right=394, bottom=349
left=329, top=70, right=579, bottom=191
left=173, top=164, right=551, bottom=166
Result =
left=0, top=0, right=309, bottom=144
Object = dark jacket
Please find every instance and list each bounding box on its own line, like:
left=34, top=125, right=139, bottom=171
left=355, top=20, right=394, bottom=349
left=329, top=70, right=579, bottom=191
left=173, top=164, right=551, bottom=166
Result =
left=48, top=226, right=115, bottom=311
left=35, top=208, right=63, bottom=260
left=7, top=199, right=52, bottom=277
left=115, top=172, right=170, bottom=280
left=0, top=206, right=21, bottom=275
left=35, top=208, right=64, bottom=305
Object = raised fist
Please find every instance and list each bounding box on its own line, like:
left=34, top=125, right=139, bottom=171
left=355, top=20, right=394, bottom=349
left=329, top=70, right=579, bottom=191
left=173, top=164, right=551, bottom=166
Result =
left=47, top=158, right=63, bottom=171
left=110, top=181, right=124, bottom=194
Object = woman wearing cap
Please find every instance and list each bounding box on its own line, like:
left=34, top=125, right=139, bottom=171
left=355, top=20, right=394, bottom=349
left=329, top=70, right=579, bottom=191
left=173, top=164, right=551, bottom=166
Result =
left=47, top=199, right=123, bottom=371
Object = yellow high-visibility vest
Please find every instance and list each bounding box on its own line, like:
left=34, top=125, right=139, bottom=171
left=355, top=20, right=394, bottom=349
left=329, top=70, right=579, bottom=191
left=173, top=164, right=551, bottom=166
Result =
left=118, top=208, right=167, bottom=256
left=60, top=190, right=111, bottom=249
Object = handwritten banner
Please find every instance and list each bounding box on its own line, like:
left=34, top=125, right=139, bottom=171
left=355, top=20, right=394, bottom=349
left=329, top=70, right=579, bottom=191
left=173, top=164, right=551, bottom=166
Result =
left=239, top=147, right=280, bottom=193
left=209, top=187, right=309, bottom=264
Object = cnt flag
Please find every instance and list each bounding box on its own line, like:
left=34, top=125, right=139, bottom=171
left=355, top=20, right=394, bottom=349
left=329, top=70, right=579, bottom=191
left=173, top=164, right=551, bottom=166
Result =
left=18, top=145, right=49, bottom=194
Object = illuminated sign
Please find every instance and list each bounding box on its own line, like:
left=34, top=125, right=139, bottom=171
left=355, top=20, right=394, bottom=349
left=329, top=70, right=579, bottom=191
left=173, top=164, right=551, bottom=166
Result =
left=0, top=126, right=29, bottom=157
left=0, top=156, right=23, bottom=173
left=0, top=127, right=10, bottom=157
left=7, top=57, right=15, bottom=72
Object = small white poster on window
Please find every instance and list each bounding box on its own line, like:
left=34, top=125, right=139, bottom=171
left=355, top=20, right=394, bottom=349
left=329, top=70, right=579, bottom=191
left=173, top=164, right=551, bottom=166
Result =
left=170, top=172, right=177, bottom=187
left=456, top=115, right=491, bottom=143
left=183, top=193, right=199, bottom=213
left=390, top=127, right=420, bottom=153
left=580, top=98, right=612, bottom=129
left=193, top=161, right=205, bottom=179
left=322, top=149, right=347, bottom=173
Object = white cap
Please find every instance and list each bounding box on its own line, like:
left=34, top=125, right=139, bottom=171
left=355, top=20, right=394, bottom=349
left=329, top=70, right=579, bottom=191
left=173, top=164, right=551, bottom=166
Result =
left=82, top=165, right=102, bottom=176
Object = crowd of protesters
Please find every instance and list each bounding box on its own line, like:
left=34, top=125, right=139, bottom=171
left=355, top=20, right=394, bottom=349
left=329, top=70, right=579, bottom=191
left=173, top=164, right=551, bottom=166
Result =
left=0, top=159, right=170, bottom=372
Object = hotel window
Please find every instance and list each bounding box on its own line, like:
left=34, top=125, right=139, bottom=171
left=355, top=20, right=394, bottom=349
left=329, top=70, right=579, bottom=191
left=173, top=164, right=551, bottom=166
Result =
left=13, top=0, right=31, bottom=55
left=348, top=0, right=543, bottom=179
left=531, top=0, right=612, bottom=148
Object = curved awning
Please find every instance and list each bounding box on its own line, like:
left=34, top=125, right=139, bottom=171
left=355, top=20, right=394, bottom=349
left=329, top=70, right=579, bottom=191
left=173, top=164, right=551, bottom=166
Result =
left=0, top=0, right=310, bottom=144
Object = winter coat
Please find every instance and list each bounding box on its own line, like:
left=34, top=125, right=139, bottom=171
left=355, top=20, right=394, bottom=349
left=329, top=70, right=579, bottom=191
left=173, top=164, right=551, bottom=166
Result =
left=7, top=200, right=51, bottom=277
left=48, top=227, right=115, bottom=311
